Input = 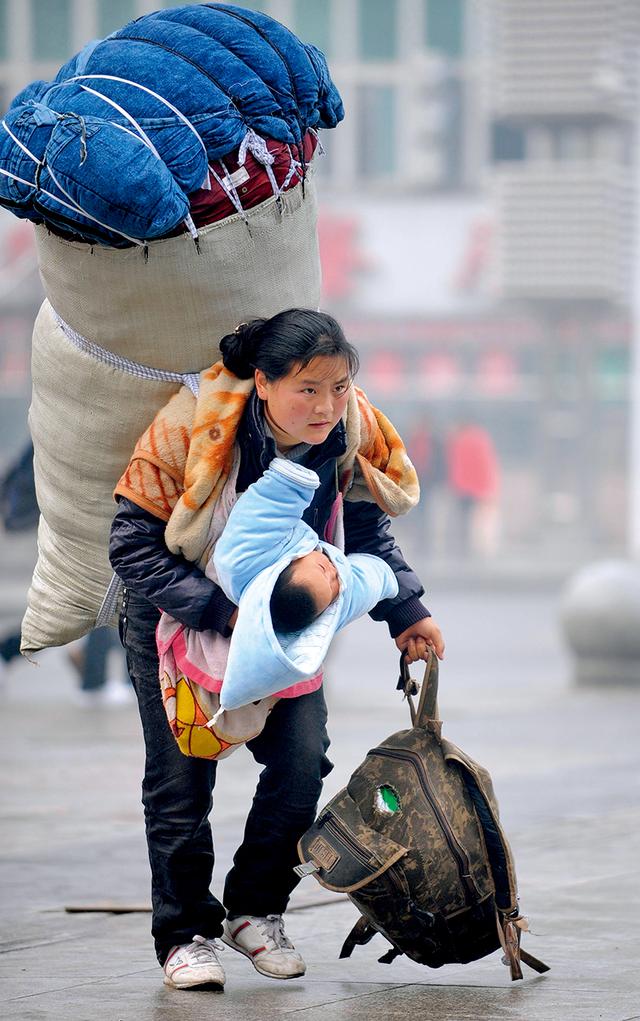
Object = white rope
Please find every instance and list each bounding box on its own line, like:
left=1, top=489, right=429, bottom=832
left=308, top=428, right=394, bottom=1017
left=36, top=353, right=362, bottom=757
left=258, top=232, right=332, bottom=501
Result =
left=208, top=160, right=248, bottom=225
left=238, top=127, right=282, bottom=207
left=282, top=144, right=303, bottom=190
left=309, top=127, right=325, bottom=156
left=52, top=309, right=201, bottom=393
left=65, top=74, right=209, bottom=165
left=44, top=160, right=147, bottom=247
left=0, top=163, right=145, bottom=246
left=75, top=83, right=203, bottom=238
left=95, top=572, right=123, bottom=627
left=0, top=117, right=146, bottom=246
left=1, top=118, right=41, bottom=164
left=77, top=83, right=161, bottom=158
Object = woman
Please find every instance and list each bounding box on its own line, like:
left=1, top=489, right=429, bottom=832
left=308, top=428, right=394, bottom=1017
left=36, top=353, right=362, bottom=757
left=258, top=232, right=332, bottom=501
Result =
left=109, top=309, right=444, bottom=991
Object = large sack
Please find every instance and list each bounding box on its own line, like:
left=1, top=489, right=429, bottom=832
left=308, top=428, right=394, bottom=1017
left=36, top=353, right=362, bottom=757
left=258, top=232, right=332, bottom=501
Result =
left=22, top=178, right=321, bottom=653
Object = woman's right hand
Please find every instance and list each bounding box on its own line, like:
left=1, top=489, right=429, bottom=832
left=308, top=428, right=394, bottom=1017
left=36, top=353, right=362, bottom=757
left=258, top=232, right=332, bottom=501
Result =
left=228, top=607, right=239, bottom=631
left=395, top=617, right=445, bottom=662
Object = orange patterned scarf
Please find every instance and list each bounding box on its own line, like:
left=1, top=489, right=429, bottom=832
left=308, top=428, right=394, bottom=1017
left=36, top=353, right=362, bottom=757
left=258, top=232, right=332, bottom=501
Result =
left=115, top=362, right=419, bottom=565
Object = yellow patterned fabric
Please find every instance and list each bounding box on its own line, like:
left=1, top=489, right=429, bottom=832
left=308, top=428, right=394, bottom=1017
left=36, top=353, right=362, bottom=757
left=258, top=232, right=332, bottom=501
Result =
left=159, top=666, right=276, bottom=760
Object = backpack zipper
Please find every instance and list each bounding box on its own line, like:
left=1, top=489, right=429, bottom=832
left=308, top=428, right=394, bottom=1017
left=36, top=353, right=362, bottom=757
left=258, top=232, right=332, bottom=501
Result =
left=320, top=814, right=374, bottom=868
left=369, top=747, right=481, bottom=904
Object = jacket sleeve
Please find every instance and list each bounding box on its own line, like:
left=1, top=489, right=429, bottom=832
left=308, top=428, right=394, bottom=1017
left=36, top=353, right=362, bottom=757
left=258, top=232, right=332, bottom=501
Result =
left=109, top=497, right=236, bottom=634
left=342, top=499, right=430, bottom=637
left=214, top=458, right=319, bottom=602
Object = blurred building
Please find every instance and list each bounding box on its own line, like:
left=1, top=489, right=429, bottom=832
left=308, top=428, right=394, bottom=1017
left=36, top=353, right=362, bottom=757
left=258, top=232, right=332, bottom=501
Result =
left=0, top=0, right=637, bottom=559
left=486, top=0, right=638, bottom=555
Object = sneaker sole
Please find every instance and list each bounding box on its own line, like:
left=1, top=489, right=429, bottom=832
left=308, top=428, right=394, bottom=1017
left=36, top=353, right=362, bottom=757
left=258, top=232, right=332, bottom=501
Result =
left=221, top=934, right=306, bottom=980
left=163, top=975, right=225, bottom=991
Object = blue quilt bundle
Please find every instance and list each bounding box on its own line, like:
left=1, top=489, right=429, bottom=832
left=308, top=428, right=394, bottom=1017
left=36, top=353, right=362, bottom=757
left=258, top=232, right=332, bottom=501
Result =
left=0, top=3, right=343, bottom=246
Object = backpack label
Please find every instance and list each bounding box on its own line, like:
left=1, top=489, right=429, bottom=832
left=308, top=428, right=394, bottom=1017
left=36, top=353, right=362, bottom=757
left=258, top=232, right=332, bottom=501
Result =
left=309, top=836, right=340, bottom=872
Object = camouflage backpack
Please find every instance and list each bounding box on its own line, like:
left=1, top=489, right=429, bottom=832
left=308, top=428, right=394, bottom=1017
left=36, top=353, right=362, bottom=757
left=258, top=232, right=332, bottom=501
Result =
left=296, top=652, right=549, bottom=980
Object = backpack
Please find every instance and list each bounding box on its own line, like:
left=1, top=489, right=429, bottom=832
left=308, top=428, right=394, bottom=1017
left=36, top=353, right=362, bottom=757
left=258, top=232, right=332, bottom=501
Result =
left=296, top=652, right=549, bottom=981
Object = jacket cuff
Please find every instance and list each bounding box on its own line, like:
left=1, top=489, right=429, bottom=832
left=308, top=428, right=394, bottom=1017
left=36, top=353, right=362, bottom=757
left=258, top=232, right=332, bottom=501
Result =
left=269, top=457, right=320, bottom=489
left=384, top=596, right=431, bottom=639
left=198, top=587, right=238, bottom=636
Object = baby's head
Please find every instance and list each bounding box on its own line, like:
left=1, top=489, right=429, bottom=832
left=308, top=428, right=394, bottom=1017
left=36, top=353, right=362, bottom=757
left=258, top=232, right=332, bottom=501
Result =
left=270, top=551, right=340, bottom=634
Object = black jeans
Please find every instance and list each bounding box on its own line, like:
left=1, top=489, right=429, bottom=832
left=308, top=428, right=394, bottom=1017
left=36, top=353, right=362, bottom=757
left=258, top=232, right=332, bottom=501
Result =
left=120, top=588, right=333, bottom=964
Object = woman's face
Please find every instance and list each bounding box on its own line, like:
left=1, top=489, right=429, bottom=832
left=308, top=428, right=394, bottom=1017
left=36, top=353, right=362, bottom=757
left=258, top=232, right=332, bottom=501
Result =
left=255, top=355, right=352, bottom=448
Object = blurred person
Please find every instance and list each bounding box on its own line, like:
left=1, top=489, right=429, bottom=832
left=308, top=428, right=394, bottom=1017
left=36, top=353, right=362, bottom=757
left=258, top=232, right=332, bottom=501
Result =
left=406, top=417, right=448, bottom=557
left=0, top=439, right=130, bottom=700
left=446, top=420, right=501, bottom=558
left=109, top=309, right=444, bottom=991
left=0, top=439, right=39, bottom=534
left=67, top=627, right=133, bottom=707
left=0, top=440, right=38, bottom=680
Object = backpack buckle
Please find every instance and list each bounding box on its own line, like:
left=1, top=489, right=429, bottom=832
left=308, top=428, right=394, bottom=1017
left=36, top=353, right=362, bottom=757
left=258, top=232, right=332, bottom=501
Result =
left=293, top=860, right=320, bottom=878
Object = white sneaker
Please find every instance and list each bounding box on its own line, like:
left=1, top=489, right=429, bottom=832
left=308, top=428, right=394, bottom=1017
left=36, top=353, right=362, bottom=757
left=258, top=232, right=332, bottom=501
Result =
left=222, top=914, right=306, bottom=979
left=163, top=935, right=225, bottom=990
left=72, top=678, right=135, bottom=708
left=101, top=676, right=136, bottom=706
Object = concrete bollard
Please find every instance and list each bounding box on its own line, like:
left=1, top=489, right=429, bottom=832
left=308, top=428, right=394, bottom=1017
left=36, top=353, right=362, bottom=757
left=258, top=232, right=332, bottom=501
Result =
left=560, top=559, right=640, bottom=686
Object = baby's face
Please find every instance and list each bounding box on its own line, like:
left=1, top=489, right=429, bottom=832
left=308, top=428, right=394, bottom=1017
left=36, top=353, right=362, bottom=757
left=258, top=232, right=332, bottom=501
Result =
left=290, top=550, right=340, bottom=616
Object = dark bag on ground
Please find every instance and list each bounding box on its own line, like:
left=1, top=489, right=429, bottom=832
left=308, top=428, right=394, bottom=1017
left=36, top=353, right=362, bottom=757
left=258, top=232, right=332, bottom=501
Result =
left=296, top=652, right=549, bottom=981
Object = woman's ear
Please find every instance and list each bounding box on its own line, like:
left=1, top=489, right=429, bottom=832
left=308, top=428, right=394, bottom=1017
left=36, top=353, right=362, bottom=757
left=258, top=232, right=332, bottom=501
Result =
left=255, top=369, right=269, bottom=400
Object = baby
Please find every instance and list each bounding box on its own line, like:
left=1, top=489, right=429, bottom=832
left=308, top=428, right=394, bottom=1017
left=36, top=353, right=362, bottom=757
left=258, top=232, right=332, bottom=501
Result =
left=213, top=457, right=399, bottom=711
left=270, top=548, right=341, bottom=633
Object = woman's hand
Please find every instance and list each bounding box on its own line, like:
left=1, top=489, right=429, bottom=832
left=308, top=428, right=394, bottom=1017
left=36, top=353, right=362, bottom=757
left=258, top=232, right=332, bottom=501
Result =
left=395, top=617, right=445, bottom=663
left=228, top=607, right=239, bottom=631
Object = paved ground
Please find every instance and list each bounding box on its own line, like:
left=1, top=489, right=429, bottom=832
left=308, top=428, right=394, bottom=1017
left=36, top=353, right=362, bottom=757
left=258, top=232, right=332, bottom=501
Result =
left=1, top=574, right=639, bottom=1020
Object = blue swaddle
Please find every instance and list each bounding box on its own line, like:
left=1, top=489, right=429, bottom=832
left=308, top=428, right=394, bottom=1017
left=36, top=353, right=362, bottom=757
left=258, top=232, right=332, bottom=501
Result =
left=213, top=460, right=399, bottom=712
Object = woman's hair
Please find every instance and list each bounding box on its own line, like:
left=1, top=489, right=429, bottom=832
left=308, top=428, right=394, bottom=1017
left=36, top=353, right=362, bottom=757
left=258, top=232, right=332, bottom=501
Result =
left=219, top=309, right=359, bottom=382
left=270, top=562, right=320, bottom=634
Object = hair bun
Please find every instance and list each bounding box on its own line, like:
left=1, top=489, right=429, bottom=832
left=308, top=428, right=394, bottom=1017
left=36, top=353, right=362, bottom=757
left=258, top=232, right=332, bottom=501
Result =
left=219, top=318, right=266, bottom=378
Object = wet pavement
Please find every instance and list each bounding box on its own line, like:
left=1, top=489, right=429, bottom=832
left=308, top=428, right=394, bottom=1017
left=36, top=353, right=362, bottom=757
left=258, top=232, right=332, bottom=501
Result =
left=1, top=579, right=639, bottom=1020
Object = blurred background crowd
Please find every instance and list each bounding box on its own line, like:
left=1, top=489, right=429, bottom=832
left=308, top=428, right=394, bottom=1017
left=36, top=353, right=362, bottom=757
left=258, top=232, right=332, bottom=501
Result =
left=1, top=0, right=638, bottom=674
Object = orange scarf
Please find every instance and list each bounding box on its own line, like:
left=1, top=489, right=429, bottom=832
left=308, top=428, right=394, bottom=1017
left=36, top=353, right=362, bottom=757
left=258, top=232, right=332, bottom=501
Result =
left=115, top=363, right=419, bottom=564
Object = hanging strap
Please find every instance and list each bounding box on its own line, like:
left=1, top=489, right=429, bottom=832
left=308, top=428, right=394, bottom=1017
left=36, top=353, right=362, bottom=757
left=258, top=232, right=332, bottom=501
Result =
left=495, top=909, right=550, bottom=980
left=396, top=649, right=439, bottom=728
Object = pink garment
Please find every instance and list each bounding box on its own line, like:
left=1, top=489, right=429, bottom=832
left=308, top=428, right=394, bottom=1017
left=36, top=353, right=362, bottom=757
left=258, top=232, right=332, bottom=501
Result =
left=447, top=426, right=499, bottom=501
left=156, top=616, right=323, bottom=701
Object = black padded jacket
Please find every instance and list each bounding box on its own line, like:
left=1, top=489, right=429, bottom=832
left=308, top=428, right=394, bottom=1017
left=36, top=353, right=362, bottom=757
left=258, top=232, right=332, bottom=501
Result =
left=109, top=390, right=430, bottom=639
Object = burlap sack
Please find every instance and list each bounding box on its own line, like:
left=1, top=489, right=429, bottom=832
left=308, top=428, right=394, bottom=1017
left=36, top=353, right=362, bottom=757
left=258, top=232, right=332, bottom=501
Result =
left=22, top=179, right=321, bottom=653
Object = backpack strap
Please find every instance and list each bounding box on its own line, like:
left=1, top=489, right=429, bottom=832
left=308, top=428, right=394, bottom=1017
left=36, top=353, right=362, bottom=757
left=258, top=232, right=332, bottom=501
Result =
left=397, top=650, right=439, bottom=728
left=496, top=910, right=550, bottom=980
left=339, top=915, right=377, bottom=959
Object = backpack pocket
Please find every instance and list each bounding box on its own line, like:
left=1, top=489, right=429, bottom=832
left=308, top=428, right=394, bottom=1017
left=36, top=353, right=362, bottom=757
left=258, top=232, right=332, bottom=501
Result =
left=297, top=787, right=408, bottom=893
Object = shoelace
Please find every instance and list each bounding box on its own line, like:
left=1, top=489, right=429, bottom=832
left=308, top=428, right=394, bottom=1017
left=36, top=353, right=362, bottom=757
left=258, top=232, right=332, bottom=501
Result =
left=258, top=915, right=295, bottom=951
left=186, top=934, right=225, bottom=963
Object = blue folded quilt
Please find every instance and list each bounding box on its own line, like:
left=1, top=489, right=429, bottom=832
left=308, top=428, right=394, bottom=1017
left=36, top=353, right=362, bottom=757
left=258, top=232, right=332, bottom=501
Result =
left=0, top=3, right=343, bottom=246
